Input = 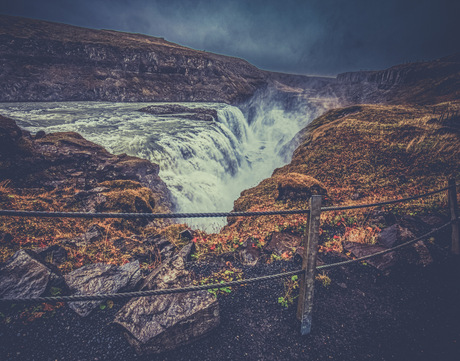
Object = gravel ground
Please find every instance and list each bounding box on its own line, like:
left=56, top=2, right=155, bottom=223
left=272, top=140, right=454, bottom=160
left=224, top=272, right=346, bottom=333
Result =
left=1, top=252, right=460, bottom=361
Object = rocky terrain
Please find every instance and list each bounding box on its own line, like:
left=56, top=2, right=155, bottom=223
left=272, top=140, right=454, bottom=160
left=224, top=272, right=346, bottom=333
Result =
left=0, top=115, right=172, bottom=204
left=1, top=15, right=459, bottom=108
left=139, top=104, right=218, bottom=122
left=0, top=13, right=460, bottom=360
left=0, top=15, right=267, bottom=103
left=336, top=53, right=460, bottom=105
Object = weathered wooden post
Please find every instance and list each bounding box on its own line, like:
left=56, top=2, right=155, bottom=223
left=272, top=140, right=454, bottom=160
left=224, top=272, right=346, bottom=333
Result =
left=448, top=178, right=460, bottom=255
left=297, top=195, right=322, bottom=335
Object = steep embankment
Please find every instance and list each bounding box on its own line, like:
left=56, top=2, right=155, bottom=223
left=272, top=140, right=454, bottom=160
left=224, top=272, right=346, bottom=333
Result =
left=226, top=55, right=460, bottom=241
left=0, top=15, right=267, bottom=103
left=236, top=101, right=460, bottom=203
left=0, top=115, right=182, bottom=269
left=227, top=101, right=460, bottom=247
left=337, top=53, right=460, bottom=105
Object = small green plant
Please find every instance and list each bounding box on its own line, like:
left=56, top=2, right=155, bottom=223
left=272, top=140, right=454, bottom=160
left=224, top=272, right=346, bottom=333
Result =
left=49, top=287, right=62, bottom=296
left=269, top=253, right=282, bottom=262
left=278, top=275, right=299, bottom=308
left=99, top=300, right=114, bottom=311
left=194, top=266, right=244, bottom=297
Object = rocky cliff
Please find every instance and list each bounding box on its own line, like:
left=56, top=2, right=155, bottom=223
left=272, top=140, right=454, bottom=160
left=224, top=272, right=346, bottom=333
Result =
left=0, top=114, right=172, bottom=212
left=0, top=15, right=268, bottom=104
left=336, top=54, right=460, bottom=104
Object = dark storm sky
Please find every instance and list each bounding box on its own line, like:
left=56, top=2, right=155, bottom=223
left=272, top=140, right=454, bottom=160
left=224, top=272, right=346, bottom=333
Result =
left=1, top=0, right=459, bottom=75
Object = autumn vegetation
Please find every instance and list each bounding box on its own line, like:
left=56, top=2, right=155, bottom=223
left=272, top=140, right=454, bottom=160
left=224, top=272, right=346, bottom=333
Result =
left=1, top=100, right=459, bottom=277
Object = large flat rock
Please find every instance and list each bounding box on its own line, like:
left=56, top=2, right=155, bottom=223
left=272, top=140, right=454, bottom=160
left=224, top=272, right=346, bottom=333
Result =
left=0, top=249, right=62, bottom=299
left=114, top=244, right=220, bottom=355
left=64, top=261, right=141, bottom=317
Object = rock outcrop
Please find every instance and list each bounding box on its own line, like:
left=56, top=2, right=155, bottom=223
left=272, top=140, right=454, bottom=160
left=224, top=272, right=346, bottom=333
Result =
left=114, top=244, right=219, bottom=355
left=64, top=261, right=142, bottom=317
left=139, top=104, right=218, bottom=122
left=0, top=115, right=172, bottom=212
left=266, top=232, right=302, bottom=256
left=344, top=224, right=434, bottom=274
left=0, top=249, right=63, bottom=299
left=0, top=15, right=267, bottom=104
left=336, top=54, right=460, bottom=104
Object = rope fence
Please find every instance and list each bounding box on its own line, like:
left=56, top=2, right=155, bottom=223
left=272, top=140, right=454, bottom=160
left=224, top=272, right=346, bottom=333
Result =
left=0, top=178, right=459, bottom=336
left=0, top=182, right=457, bottom=220
left=0, top=219, right=455, bottom=305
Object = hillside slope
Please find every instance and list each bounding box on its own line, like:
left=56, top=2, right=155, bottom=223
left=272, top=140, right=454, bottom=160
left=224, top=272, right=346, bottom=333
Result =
left=0, top=15, right=267, bottom=103
left=236, top=101, right=459, bottom=203
left=227, top=101, right=459, bottom=241
left=337, top=54, right=460, bottom=105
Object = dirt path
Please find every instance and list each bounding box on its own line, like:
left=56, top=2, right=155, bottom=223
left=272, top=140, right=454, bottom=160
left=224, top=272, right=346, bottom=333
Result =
left=1, top=255, right=460, bottom=361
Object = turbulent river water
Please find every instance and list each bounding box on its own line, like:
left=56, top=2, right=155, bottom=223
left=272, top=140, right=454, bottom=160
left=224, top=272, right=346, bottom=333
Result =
left=0, top=95, right=334, bottom=231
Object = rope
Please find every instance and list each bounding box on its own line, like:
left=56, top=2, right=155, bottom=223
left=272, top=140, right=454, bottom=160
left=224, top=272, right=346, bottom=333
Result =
left=317, top=220, right=453, bottom=270
left=0, top=208, right=310, bottom=219
left=0, top=219, right=454, bottom=304
left=321, top=185, right=452, bottom=212
left=0, top=269, right=304, bottom=304
left=0, top=183, right=454, bottom=219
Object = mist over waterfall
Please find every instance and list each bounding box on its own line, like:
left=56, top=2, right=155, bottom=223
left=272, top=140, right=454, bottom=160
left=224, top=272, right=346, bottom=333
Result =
left=0, top=89, right=338, bottom=231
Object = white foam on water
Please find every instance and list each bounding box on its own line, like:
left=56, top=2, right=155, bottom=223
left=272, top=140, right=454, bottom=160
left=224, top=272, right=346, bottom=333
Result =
left=0, top=96, right=334, bottom=231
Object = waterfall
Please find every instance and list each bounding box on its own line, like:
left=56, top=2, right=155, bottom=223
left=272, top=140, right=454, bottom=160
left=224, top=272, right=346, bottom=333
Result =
left=0, top=92, right=337, bottom=231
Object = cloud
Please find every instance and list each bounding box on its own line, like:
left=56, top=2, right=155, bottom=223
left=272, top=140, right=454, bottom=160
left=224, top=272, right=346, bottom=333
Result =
left=1, top=0, right=459, bottom=75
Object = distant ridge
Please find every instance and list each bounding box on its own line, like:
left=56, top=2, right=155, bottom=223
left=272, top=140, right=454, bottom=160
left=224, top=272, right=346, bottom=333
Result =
left=0, top=15, right=268, bottom=103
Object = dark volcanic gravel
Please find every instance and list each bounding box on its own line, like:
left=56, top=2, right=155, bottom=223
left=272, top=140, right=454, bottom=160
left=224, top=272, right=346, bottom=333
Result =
left=1, top=254, right=460, bottom=361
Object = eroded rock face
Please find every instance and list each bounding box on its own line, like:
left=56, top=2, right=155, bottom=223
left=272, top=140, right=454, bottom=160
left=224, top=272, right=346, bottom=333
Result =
left=114, top=244, right=220, bottom=355
left=266, top=232, right=302, bottom=256
left=139, top=105, right=218, bottom=122
left=0, top=15, right=267, bottom=104
left=0, top=250, right=62, bottom=299
left=0, top=116, right=173, bottom=212
left=64, top=261, right=141, bottom=317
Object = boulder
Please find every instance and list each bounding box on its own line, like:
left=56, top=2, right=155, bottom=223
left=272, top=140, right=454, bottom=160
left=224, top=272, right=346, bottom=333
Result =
left=114, top=244, right=219, bottom=355
left=179, top=229, right=194, bottom=242
left=275, top=173, right=327, bottom=202
left=0, top=115, right=23, bottom=155
left=399, top=215, right=431, bottom=235
left=377, top=224, right=414, bottom=248
left=0, top=249, right=62, bottom=299
left=266, top=232, right=301, bottom=255
left=419, top=215, right=446, bottom=228
left=143, top=234, right=176, bottom=261
left=237, top=239, right=261, bottom=266
left=34, top=130, right=46, bottom=139
left=343, top=242, right=397, bottom=274
left=378, top=224, right=433, bottom=267
left=0, top=232, right=13, bottom=244
left=407, top=241, right=433, bottom=267
left=64, top=261, right=141, bottom=317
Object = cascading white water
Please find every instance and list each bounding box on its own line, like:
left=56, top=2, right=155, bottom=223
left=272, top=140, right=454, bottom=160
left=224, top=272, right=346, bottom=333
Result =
left=0, top=92, right=336, bottom=231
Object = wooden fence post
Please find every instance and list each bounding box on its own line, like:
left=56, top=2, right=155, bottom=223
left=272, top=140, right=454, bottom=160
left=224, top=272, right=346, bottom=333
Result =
left=296, top=195, right=322, bottom=335
left=448, top=178, right=460, bottom=255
